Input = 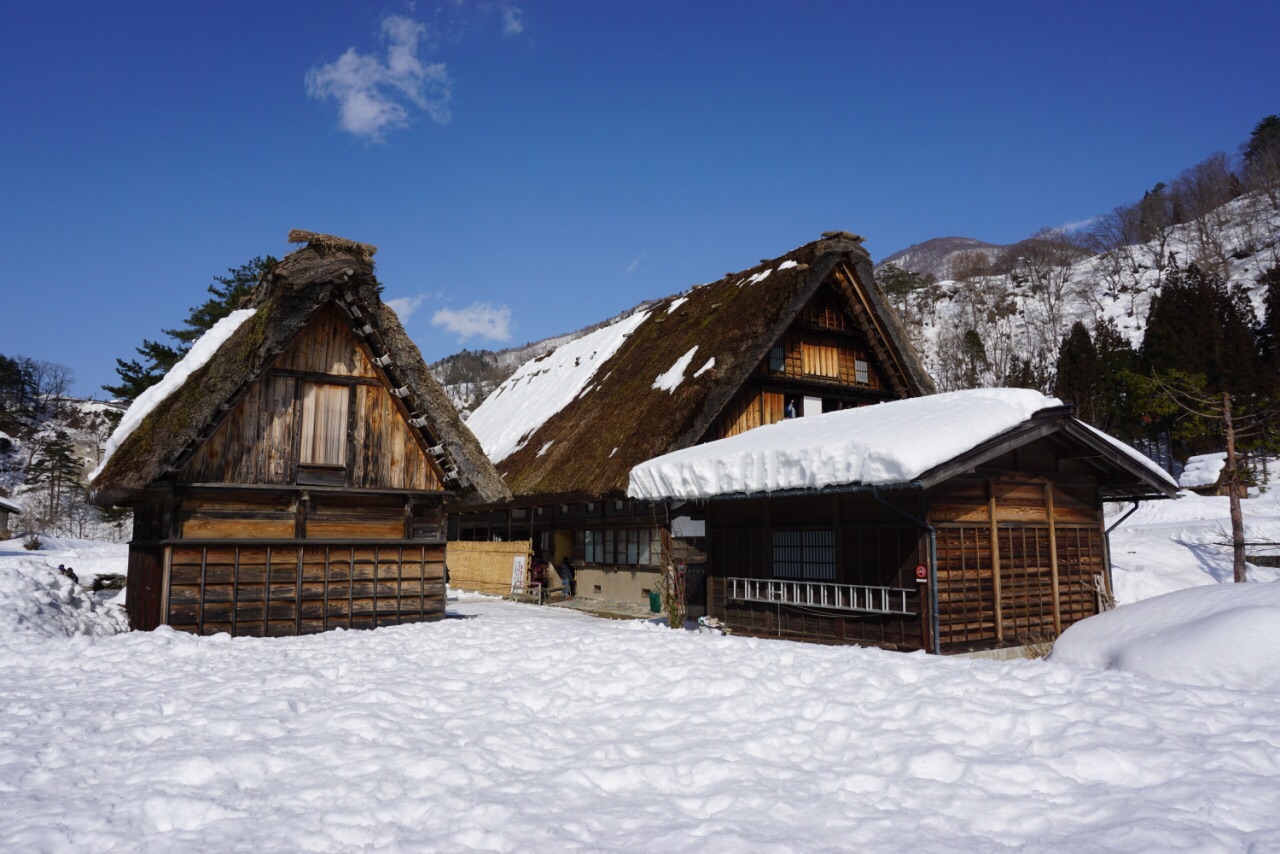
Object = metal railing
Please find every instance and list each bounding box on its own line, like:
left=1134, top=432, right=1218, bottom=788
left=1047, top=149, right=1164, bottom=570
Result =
left=727, top=577, right=915, bottom=615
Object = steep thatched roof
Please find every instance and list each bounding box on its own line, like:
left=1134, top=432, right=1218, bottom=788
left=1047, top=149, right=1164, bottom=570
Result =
left=90, top=232, right=510, bottom=507
left=469, top=232, right=934, bottom=500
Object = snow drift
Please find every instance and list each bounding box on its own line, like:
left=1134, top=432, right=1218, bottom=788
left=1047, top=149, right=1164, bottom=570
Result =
left=1051, top=582, right=1280, bottom=691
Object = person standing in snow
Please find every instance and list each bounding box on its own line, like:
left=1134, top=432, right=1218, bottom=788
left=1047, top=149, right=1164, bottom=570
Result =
left=559, top=557, right=575, bottom=598
left=785, top=399, right=797, bottom=419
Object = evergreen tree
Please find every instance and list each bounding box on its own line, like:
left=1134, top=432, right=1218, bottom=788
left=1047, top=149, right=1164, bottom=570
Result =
left=104, top=256, right=273, bottom=402
left=25, top=430, right=82, bottom=523
left=1141, top=263, right=1259, bottom=397
left=960, top=329, right=989, bottom=388
left=1053, top=322, right=1097, bottom=422
left=1091, top=318, right=1140, bottom=437
left=1258, top=265, right=1280, bottom=380
left=0, top=354, right=37, bottom=432
left=1243, top=115, right=1280, bottom=166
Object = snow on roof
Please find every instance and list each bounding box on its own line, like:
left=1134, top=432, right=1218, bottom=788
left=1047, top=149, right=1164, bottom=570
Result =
left=652, top=346, right=698, bottom=393
left=629, top=389, right=1058, bottom=500
left=1074, top=421, right=1178, bottom=490
left=1179, top=452, right=1228, bottom=489
left=629, top=388, right=1173, bottom=501
left=89, top=309, right=256, bottom=482
left=0, top=496, right=22, bottom=514
left=1050, top=582, right=1280, bottom=691
left=466, top=308, right=652, bottom=464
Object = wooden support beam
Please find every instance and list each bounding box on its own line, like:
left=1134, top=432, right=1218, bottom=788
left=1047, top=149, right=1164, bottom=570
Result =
left=1044, top=482, right=1062, bottom=635
left=987, top=479, right=1004, bottom=644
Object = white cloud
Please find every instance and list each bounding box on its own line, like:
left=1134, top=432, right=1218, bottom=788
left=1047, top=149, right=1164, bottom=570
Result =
left=385, top=293, right=427, bottom=322
left=501, top=5, right=523, bottom=36
left=306, top=15, right=451, bottom=142
left=431, top=303, right=513, bottom=342
left=1057, top=216, right=1100, bottom=234
left=624, top=255, right=644, bottom=274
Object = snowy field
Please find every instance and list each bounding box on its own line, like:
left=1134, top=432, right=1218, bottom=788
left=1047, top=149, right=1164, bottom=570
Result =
left=3, top=492, right=1280, bottom=851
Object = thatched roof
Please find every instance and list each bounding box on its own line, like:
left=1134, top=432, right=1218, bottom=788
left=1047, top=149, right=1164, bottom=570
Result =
left=469, top=232, right=935, bottom=501
left=90, top=232, right=510, bottom=507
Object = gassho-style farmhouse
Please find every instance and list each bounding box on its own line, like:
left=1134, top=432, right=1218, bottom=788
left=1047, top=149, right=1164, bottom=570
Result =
left=93, top=229, right=1178, bottom=653
left=90, top=232, right=509, bottom=637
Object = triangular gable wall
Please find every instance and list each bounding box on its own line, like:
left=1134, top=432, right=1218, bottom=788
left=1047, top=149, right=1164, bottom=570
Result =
left=182, top=304, right=444, bottom=490
left=705, top=278, right=904, bottom=441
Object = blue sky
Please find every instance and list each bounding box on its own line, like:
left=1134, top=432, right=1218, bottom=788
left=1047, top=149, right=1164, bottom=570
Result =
left=3, top=1, right=1278, bottom=397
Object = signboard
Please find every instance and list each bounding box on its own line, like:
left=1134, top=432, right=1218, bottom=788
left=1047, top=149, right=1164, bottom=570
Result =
left=915, top=564, right=929, bottom=584
left=510, top=554, right=528, bottom=594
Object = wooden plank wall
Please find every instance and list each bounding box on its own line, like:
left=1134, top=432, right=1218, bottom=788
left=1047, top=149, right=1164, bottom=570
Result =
left=180, top=304, right=442, bottom=491
left=930, top=475, right=1104, bottom=652
left=125, top=545, right=165, bottom=631
left=705, top=492, right=926, bottom=650
left=165, top=542, right=446, bottom=636
left=274, top=304, right=379, bottom=378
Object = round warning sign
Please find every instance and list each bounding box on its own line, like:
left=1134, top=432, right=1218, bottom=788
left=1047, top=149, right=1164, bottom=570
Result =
left=915, top=565, right=928, bottom=582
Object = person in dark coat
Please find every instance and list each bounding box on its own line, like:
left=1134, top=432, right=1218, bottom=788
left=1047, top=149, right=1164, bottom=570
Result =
left=559, top=557, right=575, bottom=598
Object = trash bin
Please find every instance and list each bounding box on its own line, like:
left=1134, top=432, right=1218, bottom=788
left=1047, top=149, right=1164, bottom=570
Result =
left=649, top=590, right=662, bottom=613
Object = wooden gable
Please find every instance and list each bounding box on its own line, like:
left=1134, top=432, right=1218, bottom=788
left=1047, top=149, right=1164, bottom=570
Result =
left=181, top=304, right=444, bottom=491
left=708, top=280, right=899, bottom=440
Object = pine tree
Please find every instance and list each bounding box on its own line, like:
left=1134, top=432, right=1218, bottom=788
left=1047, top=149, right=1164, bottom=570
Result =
left=25, top=430, right=83, bottom=523
left=104, top=256, right=273, bottom=402
left=1053, top=322, right=1098, bottom=422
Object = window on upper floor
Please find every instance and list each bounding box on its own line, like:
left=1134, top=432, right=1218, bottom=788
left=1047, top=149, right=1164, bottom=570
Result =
left=299, top=382, right=349, bottom=466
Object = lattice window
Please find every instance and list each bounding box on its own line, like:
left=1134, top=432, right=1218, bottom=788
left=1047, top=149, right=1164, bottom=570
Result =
left=772, top=530, right=836, bottom=580
left=855, top=359, right=869, bottom=385
left=574, top=528, right=662, bottom=566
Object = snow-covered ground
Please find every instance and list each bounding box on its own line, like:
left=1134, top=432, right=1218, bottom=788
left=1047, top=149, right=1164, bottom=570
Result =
left=0, top=591, right=1276, bottom=851
left=1108, top=489, right=1280, bottom=603
left=3, top=494, right=1280, bottom=850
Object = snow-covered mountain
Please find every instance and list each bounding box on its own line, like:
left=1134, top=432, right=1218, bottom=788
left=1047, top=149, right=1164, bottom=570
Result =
left=878, top=236, right=1007, bottom=281
left=885, top=192, right=1280, bottom=391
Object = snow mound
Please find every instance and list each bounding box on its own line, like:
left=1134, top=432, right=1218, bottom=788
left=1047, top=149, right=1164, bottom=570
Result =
left=0, top=563, right=129, bottom=638
left=91, top=309, right=256, bottom=481
left=631, top=388, right=1068, bottom=500
left=1051, top=582, right=1280, bottom=691
left=1179, top=452, right=1227, bottom=488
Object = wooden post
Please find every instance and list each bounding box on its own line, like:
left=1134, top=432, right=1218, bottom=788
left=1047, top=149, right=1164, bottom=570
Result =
left=987, top=480, right=1004, bottom=643
left=1043, top=482, right=1062, bottom=635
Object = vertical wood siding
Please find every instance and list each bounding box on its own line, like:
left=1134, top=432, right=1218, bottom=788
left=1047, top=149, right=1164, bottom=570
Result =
left=180, top=306, right=443, bottom=491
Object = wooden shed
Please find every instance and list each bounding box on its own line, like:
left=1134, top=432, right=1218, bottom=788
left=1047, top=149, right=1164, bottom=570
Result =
left=628, top=391, right=1178, bottom=654
left=90, top=231, right=510, bottom=636
left=0, top=495, right=21, bottom=539
left=455, top=231, right=936, bottom=605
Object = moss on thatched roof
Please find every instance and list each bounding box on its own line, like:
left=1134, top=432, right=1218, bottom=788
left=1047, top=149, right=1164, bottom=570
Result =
left=485, top=233, right=934, bottom=500
left=90, top=232, right=509, bottom=507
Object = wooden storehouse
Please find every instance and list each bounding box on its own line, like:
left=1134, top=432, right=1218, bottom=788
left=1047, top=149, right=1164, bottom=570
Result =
left=628, top=391, right=1178, bottom=654
left=90, top=231, right=510, bottom=636
left=454, top=231, right=935, bottom=605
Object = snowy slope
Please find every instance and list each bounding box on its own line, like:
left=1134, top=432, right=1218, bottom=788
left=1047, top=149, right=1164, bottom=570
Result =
left=0, top=593, right=1278, bottom=850
left=1107, top=489, right=1280, bottom=603
left=904, top=193, right=1280, bottom=386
